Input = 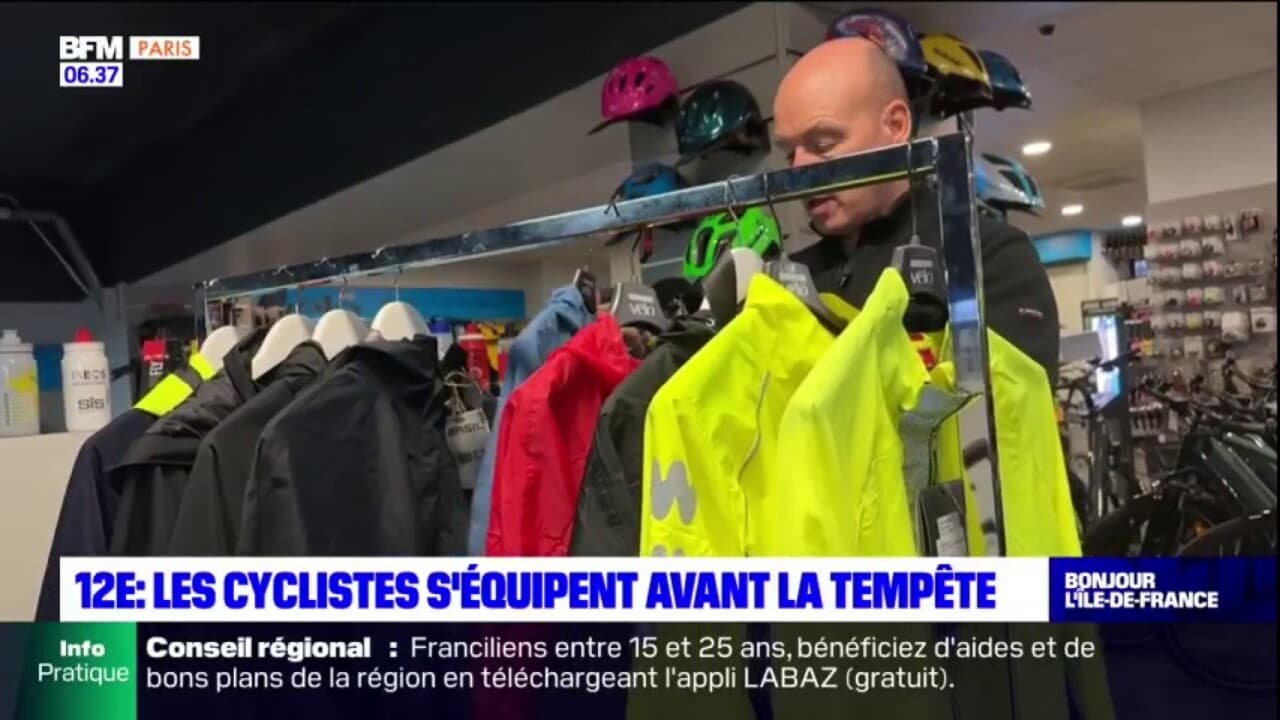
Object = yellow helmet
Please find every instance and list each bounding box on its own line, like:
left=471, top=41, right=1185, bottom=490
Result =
left=920, top=33, right=993, bottom=117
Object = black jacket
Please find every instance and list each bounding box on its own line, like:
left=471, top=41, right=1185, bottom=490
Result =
left=108, top=330, right=267, bottom=556
left=166, top=342, right=327, bottom=556
left=793, top=186, right=1060, bottom=386
left=570, top=318, right=714, bottom=556
left=236, top=337, right=467, bottom=556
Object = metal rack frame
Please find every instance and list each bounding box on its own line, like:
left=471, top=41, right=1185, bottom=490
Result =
left=198, top=131, right=1009, bottom=556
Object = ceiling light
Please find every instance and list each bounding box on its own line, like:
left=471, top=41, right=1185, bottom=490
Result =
left=1061, top=204, right=1084, bottom=216
left=1022, top=140, right=1053, bottom=156
left=1122, top=215, right=1143, bottom=227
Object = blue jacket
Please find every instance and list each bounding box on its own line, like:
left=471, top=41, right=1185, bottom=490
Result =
left=467, top=285, right=593, bottom=554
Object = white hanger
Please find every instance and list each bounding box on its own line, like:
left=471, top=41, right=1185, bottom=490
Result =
left=312, top=276, right=369, bottom=360
left=251, top=275, right=316, bottom=380
left=199, top=325, right=246, bottom=373
left=252, top=314, right=315, bottom=380
left=370, top=271, right=428, bottom=341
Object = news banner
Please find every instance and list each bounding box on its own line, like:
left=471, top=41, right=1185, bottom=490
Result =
left=8, top=557, right=1274, bottom=719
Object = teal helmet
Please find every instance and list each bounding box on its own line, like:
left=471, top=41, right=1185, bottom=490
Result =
left=684, top=207, right=782, bottom=281
left=982, top=153, right=1044, bottom=215
left=676, top=80, right=770, bottom=160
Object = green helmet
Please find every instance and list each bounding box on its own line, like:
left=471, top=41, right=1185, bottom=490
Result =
left=683, top=207, right=782, bottom=281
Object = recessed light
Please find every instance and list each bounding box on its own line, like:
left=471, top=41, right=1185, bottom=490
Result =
left=1061, top=204, right=1084, bottom=216
left=1122, top=215, right=1143, bottom=227
left=1022, top=140, right=1053, bottom=156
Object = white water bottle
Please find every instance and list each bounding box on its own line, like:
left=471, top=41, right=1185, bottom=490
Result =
left=0, top=329, right=40, bottom=437
left=62, top=328, right=111, bottom=432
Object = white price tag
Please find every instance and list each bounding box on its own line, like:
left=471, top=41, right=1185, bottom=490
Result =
left=445, top=409, right=490, bottom=491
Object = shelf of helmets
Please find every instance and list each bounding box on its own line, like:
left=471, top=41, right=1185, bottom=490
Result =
left=1138, top=209, right=1276, bottom=366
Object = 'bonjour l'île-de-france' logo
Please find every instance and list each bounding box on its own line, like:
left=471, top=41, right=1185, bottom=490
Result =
left=649, top=459, right=698, bottom=557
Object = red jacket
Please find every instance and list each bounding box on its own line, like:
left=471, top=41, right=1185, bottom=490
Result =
left=486, top=314, right=640, bottom=556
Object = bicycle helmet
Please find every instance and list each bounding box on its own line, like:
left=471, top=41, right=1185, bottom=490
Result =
left=589, top=56, right=680, bottom=135
left=975, top=154, right=1034, bottom=214
left=977, top=49, right=1032, bottom=111
left=920, top=33, right=993, bottom=117
left=683, top=207, right=782, bottom=281
left=675, top=80, right=770, bottom=160
left=825, top=9, right=931, bottom=88
left=982, top=153, right=1044, bottom=214
left=613, top=163, right=686, bottom=201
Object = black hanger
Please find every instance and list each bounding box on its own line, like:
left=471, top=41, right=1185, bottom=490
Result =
left=609, top=281, right=669, bottom=334
left=764, top=259, right=846, bottom=335
left=572, top=267, right=597, bottom=314
left=891, top=135, right=949, bottom=334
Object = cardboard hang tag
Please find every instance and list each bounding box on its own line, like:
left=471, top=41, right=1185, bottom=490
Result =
left=446, top=409, right=491, bottom=491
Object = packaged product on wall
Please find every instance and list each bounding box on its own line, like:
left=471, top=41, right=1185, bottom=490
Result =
left=1202, top=214, right=1222, bottom=232
left=1251, top=307, right=1277, bottom=334
left=1163, top=289, right=1186, bottom=308
left=1185, top=287, right=1204, bottom=307
left=1159, top=242, right=1180, bottom=261
left=1161, top=222, right=1182, bottom=239
left=1185, top=311, right=1203, bottom=330
left=1232, top=286, right=1250, bottom=305
left=1224, top=213, right=1241, bottom=241
left=1146, top=226, right=1161, bottom=244
left=1183, top=335, right=1204, bottom=358
left=1202, top=260, right=1224, bottom=278
left=1221, top=311, right=1250, bottom=343
left=1182, top=216, right=1202, bottom=235
left=1248, top=284, right=1269, bottom=303
left=1165, top=311, right=1185, bottom=330
left=1204, top=310, right=1222, bottom=329
left=1143, top=244, right=1159, bottom=261
left=62, top=328, right=111, bottom=432
left=1181, top=262, right=1202, bottom=280
left=1200, top=235, right=1225, bottom=256
left=1240, top=208, right=1263, bottom=233
left=0, top=329, right=40, bottom=438
left=1203, top=286, right=1225, bottom=306
left=1151, top=314, right=1167, bottom=332
left=1179, top=238, right=1202, bottom=258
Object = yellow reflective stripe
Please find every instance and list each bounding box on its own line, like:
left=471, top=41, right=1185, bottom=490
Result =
left=188, top=351, right=216, bottom=380
left=133, top=352, right=212, bottom=416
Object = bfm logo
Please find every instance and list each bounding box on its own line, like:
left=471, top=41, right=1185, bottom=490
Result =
left=60, top=36, right=124, bottom=61
left=60, top=35, right=200, bottom=61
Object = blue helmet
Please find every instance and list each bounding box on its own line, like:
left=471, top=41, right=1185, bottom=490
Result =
left=975, top=154, right=1032, bottom=214
left=978, top=49, right=1032, bottom=111
left=613, top=163, right=687, bottom=201
left=826, top=8, right=931, bottom=84
left=982, top=153, right=1044, bottom=215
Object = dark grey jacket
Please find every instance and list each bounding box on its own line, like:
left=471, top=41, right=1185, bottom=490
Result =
left=236, top=338, right=467, bottom=556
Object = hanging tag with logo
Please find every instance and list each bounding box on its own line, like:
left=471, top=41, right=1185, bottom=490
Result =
left=442, top=372, right=490, bottom=491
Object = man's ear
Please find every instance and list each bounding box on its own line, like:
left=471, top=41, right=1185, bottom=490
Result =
left=884, top=98, right=913, bottom=143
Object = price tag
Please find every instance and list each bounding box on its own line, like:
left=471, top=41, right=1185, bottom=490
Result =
left=445, top=409, right=490, bottom=491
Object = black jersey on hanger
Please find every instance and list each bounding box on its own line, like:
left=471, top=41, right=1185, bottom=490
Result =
left=107, top=329, right=268, bottom=556
left=166, top=341, right=327, bottom=556
left=236, top=337, right=467, bottom=556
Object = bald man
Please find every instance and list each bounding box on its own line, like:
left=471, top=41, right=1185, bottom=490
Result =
left=776, top=37, right=1059, bottom=383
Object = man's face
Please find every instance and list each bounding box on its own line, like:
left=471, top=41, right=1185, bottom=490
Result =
left=773, top=44, right=911, bottom=236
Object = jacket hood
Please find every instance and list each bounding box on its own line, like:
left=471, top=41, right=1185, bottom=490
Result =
left=564, top=315, right=640, bottom=387
left=545, top=284, right=594, bottom=329
left=114, top=328, right=269, bottom=468
left=328, top=337, right=440, bottom=406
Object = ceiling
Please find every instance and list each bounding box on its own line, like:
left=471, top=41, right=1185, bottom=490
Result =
left=3, top=3, right=1274, bottom=303
left=857, top=1, right=1277, bottom=236
left=0, top=2, right=743, bottom=301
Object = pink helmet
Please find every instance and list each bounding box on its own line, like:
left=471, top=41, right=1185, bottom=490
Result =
left=589, top=56, right=679, bottom=134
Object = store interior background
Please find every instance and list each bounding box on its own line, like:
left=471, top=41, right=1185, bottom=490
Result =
left=0, top=1, right=1276, bottom=619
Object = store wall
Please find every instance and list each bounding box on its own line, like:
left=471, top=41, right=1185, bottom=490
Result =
left=1140, top=69, right=1277, bottom=205
left=1043, top=237, right=1122, bottom=332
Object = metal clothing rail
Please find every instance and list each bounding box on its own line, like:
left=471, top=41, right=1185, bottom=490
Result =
left=198, top=131, right=1009, bottom=556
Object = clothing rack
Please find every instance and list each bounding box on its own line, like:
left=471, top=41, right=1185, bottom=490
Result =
left=197, top=131, right=1010, bottom=556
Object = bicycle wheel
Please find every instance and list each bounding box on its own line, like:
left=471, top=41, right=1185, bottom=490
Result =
left=1177, top=512, right=1277, bottom=557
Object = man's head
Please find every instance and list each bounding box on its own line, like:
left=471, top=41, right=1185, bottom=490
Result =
left=774, top=37, right=913, bottom=237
